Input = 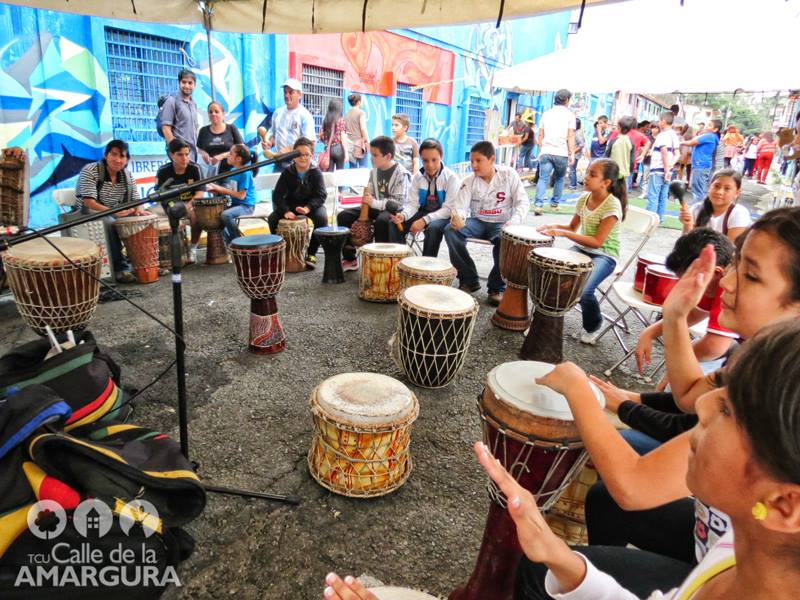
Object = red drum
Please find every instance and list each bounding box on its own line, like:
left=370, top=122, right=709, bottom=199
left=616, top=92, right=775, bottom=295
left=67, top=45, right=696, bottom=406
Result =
left=633, top=253, right=665, bottom=293
left=451, top=361, right=604, bottom=600
left=642, top=264, right=679, bottom=306
left=228, top=234, right=286, bottom=354
left=492, top=225, right=553, bottom=331
left=114, top=214, right=159, bottom=283
left=194, top=197, right=228, bottom=265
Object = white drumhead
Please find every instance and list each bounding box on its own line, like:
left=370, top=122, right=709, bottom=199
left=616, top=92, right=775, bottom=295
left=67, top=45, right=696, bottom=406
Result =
left=316, top=373, right=416, bottom=425
left=6, top=237, right=100, bottom=262
left=401, top=284, right=476, bottom=314
left=532, top=247, right=593, bottom=266
left=503, top=225, right=551, bottom=243
left=370, top=587, right=440, bottom=600
left=399, top=256, right=453, bottom=272
left=487, top=361, right=604, bottom=421
left=362, top=243, right=411, bottom=256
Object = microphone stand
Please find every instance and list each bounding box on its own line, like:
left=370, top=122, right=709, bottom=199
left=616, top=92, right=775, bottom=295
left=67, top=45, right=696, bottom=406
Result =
left=1, top=150, right=302, bottom=506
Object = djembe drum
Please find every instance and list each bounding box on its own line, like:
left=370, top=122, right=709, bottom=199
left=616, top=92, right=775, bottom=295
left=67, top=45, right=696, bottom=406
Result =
left=491, top=226, right=553, bottom=331
left=114, top=214, right=159, bottom=283
left=194, top=197, right=228, bottom=265
left=276, top=218, right=311, bottom=273
left=358, top=243, right=412, bottom=302
left=308, top=372, right=419, bottom=497
left=397, top=256, right=457, bottom=291
left=394, top=285, right=479, bottom=388
left=450, top=360, right=604, bottom=600
left=633, top=253, right=666, bottom=293
left=642, top=264, right=679, bottom=306
left=349, top=203, right=374, bottom=248
left=2, top=237, right=102, bottom=335
left=544, top=462, right=599, bottom=546
left=520, top=248, right=593, bottom=363
left=157, top=220, right=189, bottom=271
left=315, top=226, right=349, bottom=284
left=228, top=234, right=286, bottom=354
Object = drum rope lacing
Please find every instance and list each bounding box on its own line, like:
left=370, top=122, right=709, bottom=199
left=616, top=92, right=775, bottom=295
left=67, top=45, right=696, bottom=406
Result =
left=228, top=241, right=286, bottom=299
left=278, top=221, right=311, bottom=269
left=529, top=257, right=593, bottom=317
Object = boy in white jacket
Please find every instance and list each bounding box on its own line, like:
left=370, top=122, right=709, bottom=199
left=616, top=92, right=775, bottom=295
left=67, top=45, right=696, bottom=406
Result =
left=444, top=141, right=529, bottom=306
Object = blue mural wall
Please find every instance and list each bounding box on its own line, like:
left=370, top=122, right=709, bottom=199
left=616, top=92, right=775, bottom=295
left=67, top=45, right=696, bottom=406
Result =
left=0, top=3, right=581, bottom=228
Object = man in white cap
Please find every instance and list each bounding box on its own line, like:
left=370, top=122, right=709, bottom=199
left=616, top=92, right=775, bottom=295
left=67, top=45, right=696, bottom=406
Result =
left=261, top=78, right=317, bottom=172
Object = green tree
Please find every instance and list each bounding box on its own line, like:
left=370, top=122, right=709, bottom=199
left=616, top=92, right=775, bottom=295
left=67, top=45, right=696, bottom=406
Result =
left=683, top=93, right=775, bottom=134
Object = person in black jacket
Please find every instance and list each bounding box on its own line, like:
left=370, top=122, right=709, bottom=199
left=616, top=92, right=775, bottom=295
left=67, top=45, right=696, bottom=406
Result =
left=267, top=137, right=328, bottom=266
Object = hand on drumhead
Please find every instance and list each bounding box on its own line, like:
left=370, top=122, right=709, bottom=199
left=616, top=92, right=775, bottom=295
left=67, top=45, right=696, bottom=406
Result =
left=296, top=206, right=310, bottom=216
left=133, top=207, right=150, bottom=216
left=473, top=442, right=567, bottom=564
left=588, top=375, right=639, bottom=413
left=662, top=244, right=716, bottom=322
left=323, top=573, right=378, bottom=600
left=284, top=211, right=297, bottom=220
left=535, top=362, right=587, bottom=397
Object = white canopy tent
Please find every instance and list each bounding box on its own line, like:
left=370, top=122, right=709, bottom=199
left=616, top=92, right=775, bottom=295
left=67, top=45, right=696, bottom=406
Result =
left=494, top=0, right=800, bottom=93
left=1, top=0, right=616, bottom=33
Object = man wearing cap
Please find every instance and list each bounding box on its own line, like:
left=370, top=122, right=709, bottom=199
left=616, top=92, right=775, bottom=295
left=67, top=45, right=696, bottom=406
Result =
left=261, top=78, right=316, bottom=172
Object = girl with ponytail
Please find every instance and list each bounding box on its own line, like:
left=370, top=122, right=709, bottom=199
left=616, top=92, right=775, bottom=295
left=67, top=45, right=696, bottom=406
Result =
left=538, top=158, right=627, bottom=343
left=679, top=168, right=751, bottom=242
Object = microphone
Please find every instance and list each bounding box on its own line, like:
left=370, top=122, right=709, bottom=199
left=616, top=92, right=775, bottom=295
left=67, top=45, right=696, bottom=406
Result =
left=668, top=180, right=688, bottom=207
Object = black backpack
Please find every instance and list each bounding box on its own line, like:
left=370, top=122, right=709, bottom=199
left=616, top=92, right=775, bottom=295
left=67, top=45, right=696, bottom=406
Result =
left=155, top=94, right=174, bottom=139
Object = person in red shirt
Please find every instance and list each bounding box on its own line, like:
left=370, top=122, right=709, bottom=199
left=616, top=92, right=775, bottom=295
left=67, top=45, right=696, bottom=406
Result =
left=753, top=131, right=777, bottom=184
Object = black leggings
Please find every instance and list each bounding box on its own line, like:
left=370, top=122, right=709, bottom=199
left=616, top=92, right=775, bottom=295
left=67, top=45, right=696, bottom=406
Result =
left=513, top=481, right=696, bottom=599
left=324, top=143, right=345, bottom=171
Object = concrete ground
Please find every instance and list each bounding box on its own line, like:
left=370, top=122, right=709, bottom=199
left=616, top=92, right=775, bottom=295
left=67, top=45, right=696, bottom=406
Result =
left=0, top=179, right=767, bottom=600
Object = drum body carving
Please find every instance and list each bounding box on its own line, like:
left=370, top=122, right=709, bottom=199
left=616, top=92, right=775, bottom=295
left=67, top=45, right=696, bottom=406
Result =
left=642, top=264, right=679, bottom=306
left=157, top=220, right=189, bottom=270
left=358, top=243, right=411, bottom=302
left=397, top=256, right=457, bottom=291
left=276, top=218, right=311, bottom=273
left=450, top=361, right=604, bottom=600
left=492, top=226, right=553, bottom=331
left=2, top=237, right=102, bottom=335
left=193, top=197, right=228, bottom=265
left=228, top=234, right=286, bottom=354
left=395, top=285, right=478, bottom=389
left=316, top=226, right=350, bottom=284
left=308, top=372, right=419, bottom=497
left=114, top=214, right=159, bottom=283
left=350, top=203, right=374, bottom=248
left=520, top=248, right=593, bottom=363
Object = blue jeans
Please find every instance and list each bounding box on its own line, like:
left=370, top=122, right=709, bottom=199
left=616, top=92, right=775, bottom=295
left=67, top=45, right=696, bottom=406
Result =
left=691, top=167, right=711, bottom=202
left=568, top=159, right=578, bottom=188
left=101, top=215, right=130, bottom=274
left=422, top=218, right=449, bottom=257
left=444, top=218, right=504, bottom=292
left=348, top=154, right=369, bottom=168
left=621, top=428, right=662, bottom=455
left=535, top=154, right=568, bottom=208
left=517, top=145, right=535, bottom=170
left=575, top=248, right=617, bottom=333
left=221, top=203, right=255, bottom=244
left=646, top=171, right=669, bottom=221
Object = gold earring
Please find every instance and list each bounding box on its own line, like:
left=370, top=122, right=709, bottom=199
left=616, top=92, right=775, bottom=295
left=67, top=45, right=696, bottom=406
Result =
left=752, top=501, right=768, bottom=521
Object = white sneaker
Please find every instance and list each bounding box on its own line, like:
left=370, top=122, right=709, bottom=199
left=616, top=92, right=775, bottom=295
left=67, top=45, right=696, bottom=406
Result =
left=187, top=248, right=197, bottom=264
left=580, top=328, right=603, bottom=345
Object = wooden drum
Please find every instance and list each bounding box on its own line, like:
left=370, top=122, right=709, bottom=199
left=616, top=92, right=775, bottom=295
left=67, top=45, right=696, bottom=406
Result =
left=157, top=220, right=189, bottom=270
left=114, top=214, right=159, bottom=283
left=397, top=256, right=456, bottom=291
left=194, top=197, right=228, bottom=265
left=308, top=372, right=419, bottom=498
left=492, top=225, right=553, bottom=331
left=2, top=237, right=102, bottom=335
left=276, top=218, right=311, bottom=273
left=395, top=285, right=479, bottom=388
left=358, top=243, right=412, bottom=302
left=451, top=360, right=604, bottom=600
left=520, top=248, right=593, bottom=364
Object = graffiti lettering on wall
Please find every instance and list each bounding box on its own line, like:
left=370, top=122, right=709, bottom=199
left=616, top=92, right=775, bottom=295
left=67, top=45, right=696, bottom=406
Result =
left=288, top=32, right=455, bottom=105
left=462, top=23, right=513, bottom=110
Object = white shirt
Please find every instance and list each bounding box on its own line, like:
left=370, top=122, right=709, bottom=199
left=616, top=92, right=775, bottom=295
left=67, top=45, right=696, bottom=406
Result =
left=691, top=202, right=751, bottom=234
left=269, top=104, right=316, bottom=151
left=539, top=105, right=576, bottom=157
left=452, top=165, right=528, bottom=225
left=650, top=128, right=682, bottom=172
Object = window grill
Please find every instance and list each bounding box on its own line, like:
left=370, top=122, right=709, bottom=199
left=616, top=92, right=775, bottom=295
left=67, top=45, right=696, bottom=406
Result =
left=104, top=27, right=187, bottom=143
left=301, top=64, right=345, bottom=132
left=465, top=96, right=489, bottom=158
left=395, top=83, right=424, bottom=141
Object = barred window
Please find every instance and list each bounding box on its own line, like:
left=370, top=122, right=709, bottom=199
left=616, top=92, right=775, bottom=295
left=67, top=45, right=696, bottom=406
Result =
left=301, top=64, right=345, bottom=132
left=465, top=96, right=489, bottom=158
left=105, top=27, right=186, bottom=143
left=395, top=83, right=423, bottom=141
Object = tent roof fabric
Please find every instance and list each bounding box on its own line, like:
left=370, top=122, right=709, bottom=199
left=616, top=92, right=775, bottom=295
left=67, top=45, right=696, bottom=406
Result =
left=1, top=0, right=614, bottom=34
left=493, top=0, right=800, bottom=94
